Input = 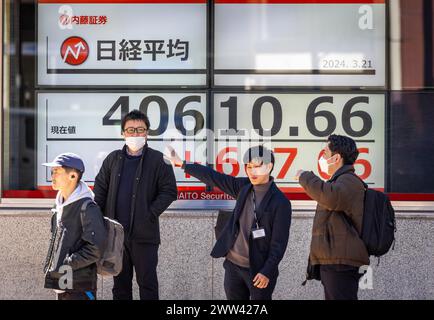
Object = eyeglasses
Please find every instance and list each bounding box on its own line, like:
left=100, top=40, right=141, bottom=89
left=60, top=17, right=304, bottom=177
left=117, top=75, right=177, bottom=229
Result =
left=124, top=127, right=148, bottom=134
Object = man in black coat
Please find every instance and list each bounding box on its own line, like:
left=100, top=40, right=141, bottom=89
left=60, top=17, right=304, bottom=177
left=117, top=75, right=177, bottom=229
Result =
left=93, top=110, right=177, bottom=300
left=166, top=145, right=292, bottom=300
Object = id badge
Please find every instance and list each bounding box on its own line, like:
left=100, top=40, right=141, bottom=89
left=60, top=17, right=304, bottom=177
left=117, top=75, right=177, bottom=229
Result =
left=251, top=227, right=266, bottom=240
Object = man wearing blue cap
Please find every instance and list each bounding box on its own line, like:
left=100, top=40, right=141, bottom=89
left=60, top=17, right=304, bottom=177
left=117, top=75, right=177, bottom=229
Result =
left=42, top=153, right=107, bottom=300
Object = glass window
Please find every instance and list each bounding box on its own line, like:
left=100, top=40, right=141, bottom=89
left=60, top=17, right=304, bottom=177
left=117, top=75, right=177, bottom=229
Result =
left=2, top=0, right=37, bottom=197
left=390, top=0, right=434, bottom=90
left=2, top=0, right=434, bottom=201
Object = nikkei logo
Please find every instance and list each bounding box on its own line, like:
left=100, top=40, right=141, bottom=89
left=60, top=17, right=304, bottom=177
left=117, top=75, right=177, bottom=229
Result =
left=60, top=36, right=89, bottom=66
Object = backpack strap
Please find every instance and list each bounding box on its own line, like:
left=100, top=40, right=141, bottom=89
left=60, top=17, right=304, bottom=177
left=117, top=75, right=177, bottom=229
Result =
left=350, top=172, right=369, bottom=190
left=79, top=198, right=96, bottom=225
left=80, top=198, right=94, bottom=213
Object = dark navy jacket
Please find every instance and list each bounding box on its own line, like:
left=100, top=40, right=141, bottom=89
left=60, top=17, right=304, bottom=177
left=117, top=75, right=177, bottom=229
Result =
left=94, top=145, right=177, bottom=244
left=184, top=163, right=292, bottom=279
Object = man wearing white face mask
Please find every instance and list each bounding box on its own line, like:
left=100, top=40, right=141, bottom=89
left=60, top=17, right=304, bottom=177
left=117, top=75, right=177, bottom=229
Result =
left=165, top=145, right=292, bottom=300
left=295, top=134, right=369, bottom=300
left=93, top=110, right=177, bottom=300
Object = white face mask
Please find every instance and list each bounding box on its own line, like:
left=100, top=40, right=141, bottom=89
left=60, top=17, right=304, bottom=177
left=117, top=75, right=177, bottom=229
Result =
left=125, top=136, right=146, bottom=152
left=318, top=155, right=336, bottom=174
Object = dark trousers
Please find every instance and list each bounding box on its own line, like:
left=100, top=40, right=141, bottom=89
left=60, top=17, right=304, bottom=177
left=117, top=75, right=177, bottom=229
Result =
left=320, top=264, right=363, bottom=300
left=113, top=240, right=159, bottom=300
left=223, top=259, right=277, bottom=300
left=56, top=290, right=96, bottom=300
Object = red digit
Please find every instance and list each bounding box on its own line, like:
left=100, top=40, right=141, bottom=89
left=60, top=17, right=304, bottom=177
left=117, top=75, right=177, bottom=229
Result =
left=274, top=148, right=298, bottom=179
left=185, top=151, right=191, bottom=179
left=216, top=147, right=240, bottom=177
left=355, top=148, right=372, bottom=180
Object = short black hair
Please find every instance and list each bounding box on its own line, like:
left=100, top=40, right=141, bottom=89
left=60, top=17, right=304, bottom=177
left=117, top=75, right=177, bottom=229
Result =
left=243, top=145, right=275, bottom=173
left=63, top=166, right=83, bottom=183
left=327, top=134, right=359, bottom=165
left=121, top=109, right=150, bottom=132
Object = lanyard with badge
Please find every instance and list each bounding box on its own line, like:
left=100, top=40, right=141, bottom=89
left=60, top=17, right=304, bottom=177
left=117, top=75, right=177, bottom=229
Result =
left=251, top=190, right=266, bottom=240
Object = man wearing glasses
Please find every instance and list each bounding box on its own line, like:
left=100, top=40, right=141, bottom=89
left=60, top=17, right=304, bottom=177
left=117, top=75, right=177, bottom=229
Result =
left=93, top=109, right=177, bottom=300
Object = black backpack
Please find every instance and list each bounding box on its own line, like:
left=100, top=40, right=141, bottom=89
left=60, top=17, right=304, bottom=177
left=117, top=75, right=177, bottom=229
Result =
left=353, top=174, right=397, bottom=258
left=80, top=199, right=125, bottom=277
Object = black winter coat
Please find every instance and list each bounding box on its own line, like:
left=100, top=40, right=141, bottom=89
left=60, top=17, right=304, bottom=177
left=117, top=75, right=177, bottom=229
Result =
left=93, top=145, right=178, bottom=244
left=44, top=198, right=107, bottom=291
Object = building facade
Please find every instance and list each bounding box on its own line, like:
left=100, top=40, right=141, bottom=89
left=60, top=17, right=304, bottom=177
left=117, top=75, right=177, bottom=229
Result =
left=0, top=0, right=433, bottom=299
